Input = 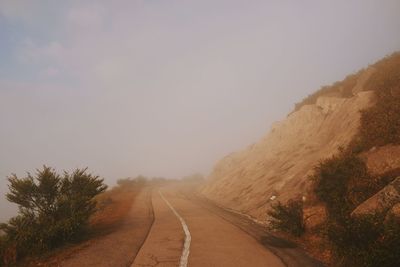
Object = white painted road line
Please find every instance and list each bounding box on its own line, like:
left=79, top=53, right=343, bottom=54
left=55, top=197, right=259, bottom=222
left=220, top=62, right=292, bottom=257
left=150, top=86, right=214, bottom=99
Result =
left=158, top=190, right=191, bottom=267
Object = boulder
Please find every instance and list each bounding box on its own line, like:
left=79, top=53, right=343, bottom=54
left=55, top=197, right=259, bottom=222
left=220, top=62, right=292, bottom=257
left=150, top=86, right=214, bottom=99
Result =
left=361, top=145, right=400, bottom=176
left=352, top=177, right=400, bottom=216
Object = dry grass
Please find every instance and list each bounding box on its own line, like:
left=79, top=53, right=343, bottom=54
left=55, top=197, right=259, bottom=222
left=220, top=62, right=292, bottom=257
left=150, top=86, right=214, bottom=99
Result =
left=90, top=185, right=141, bottom=233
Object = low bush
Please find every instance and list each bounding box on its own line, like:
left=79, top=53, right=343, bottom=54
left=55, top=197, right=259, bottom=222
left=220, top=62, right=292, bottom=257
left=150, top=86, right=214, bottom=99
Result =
left=311, top=150, right=376, bottom=220
left=347, top=53, right=400, bottom=152
left=325, top=213, right=400, bottom=267
left=0, top=166, right=107, bottom=262
left=116, top=175, right=148, bottom=187
left=312, top=149, right=400, bottom=266
left=353, top=85, right=400, bottom=151
left=268, top=199, right=305, bottom=237
left=298, top=52, right=400, bottom=266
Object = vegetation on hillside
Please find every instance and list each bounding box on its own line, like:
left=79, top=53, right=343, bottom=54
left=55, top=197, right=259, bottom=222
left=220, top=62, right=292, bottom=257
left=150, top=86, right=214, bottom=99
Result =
left=310, top=52, right=400, bottom=266
left=312, top=151, right=400, bottom=266
left=268, top=199, right=305, bottom=237
left=0, top=166, right=107, bottom=266
left=351, top=54, right=400, bottom=151
left=293, top=52, right=400, bottom=113
left=312, top=150, right=376, bottom=220
left=293, top=72, right=359, bottom=112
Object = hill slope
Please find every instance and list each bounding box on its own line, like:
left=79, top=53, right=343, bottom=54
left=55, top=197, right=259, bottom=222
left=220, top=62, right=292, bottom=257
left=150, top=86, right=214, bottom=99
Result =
left=201, top=58, right=392, bottom=221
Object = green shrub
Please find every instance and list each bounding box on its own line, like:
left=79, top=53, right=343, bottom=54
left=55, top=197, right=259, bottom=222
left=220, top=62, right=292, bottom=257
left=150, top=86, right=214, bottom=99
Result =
left=0, top=166, right=107, bottom=260
left=346, top=53, right=400, bottom=152
left=310, top=146, right=400, bottom=266
left=312, top=149, right=400, bottom=266
left=325, top=213, right=400, bottom=267
left=311, top=151, right=375, bottom=220
left=364, top=52, right=400, bottom=92
left=268, top=199, right=305, bottom=237
left=117, top=175, right=148, bottom=187
left=354, top=85, right=400, bottom=151
left=304, top=52, right=400, bottom=266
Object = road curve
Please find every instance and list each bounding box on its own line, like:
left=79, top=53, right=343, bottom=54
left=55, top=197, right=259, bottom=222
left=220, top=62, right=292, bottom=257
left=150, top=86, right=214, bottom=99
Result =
left=133, top=184, right=285, bottom=267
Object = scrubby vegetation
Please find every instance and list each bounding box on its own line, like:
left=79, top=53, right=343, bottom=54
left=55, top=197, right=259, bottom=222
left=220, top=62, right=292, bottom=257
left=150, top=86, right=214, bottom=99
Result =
left=116, top=175, right=148, bottom=187
left=293, top=52, right=400, bottom=113
left=0, top=166, right=107, bottom=265
left=352, top=84, right=400, bottom=151
left=312, top=151, right=400, bottom=266
left=312, top=150, right=376, bottom=220
left=268, top=199, right=305, bottom=237
left=293, top=72, right=360, bottom=112
left=308, top=52, right=400, bottom=266
left=325, top=213, right=400, bottom=267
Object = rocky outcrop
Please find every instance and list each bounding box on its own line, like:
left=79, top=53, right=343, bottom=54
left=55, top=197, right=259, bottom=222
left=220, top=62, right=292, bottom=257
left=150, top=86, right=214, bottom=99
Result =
left=352, top=177, right=400, bottom=216
left=201, top=90, right=374, bottom=221
left=361, top=145, right=400, bottom=176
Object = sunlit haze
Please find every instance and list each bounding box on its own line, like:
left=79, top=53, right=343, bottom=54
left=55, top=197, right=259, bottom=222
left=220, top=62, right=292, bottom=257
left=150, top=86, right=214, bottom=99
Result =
left=1, top=0, right=400, bottom=220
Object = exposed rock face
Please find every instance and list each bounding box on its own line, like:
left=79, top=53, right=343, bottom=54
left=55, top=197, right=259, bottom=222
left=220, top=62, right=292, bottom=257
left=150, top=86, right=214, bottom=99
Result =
left=361, top=145, right=400, bottom=176
left=201, top=91, right=374, bottom=221
left=352, top=177, right=400, bottom=216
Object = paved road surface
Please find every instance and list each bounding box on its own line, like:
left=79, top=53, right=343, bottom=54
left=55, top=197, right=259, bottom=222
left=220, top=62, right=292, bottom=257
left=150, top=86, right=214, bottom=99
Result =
left=133, top=185, right=285, bottom=267
left=60, top=183, right=323, bottom=267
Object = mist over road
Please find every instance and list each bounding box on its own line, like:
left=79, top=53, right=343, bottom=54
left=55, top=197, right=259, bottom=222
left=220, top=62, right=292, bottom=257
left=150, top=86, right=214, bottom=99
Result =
left=56, top=182, right=322, bottom=267
left=133, top=183, right=320, bottom=267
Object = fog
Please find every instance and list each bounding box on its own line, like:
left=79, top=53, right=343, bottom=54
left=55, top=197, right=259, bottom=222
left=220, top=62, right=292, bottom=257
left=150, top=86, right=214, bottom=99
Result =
left=1, top=0, right=400, bottom=221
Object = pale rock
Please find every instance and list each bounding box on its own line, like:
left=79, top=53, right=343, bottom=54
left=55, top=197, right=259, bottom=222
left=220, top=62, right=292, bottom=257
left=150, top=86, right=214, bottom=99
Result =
left=201, top=89, right=374, bottom=220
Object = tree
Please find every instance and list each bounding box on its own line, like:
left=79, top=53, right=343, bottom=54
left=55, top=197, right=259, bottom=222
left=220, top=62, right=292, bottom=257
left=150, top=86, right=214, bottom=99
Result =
left=0, top=166, right=107, bottom=259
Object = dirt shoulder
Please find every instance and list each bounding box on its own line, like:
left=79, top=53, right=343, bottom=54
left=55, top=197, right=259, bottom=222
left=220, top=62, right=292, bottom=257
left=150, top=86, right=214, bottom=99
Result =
left=22, top=186, right=154, bottom=267
left=58, top=187, right=154, bottom=267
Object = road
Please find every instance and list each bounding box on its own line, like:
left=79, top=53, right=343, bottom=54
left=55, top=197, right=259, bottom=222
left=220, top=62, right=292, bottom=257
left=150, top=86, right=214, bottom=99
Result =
left=132, top=184, right=322, bottom=267
left=60, top=183, right=323, bottom=267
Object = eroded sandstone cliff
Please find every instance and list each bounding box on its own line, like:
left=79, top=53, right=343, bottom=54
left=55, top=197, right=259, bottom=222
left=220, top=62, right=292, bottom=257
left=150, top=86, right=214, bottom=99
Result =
left=201, top=70, right=376, bottom=221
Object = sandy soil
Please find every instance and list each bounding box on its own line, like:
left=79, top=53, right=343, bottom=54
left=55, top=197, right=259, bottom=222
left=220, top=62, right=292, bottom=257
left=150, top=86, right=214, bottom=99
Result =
left=59, top=188, right=154, bottom=267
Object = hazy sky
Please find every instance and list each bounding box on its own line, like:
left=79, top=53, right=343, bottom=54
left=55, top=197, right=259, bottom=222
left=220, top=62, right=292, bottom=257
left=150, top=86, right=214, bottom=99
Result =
left=1, top=0, right=400, bottom=220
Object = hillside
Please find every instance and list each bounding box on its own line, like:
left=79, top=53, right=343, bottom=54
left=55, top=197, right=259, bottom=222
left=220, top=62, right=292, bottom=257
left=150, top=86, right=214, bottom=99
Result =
left=201, top=53, right=400, bottom=222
